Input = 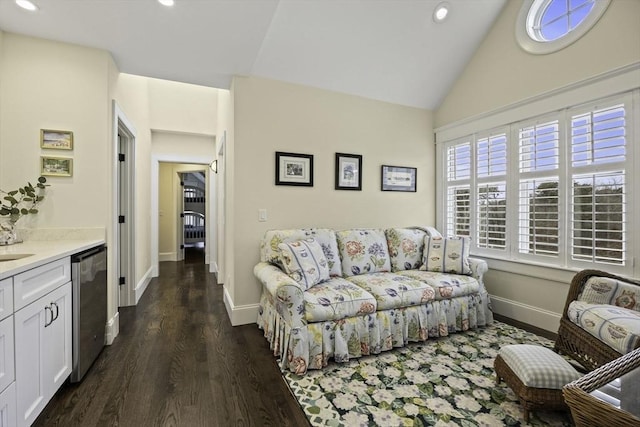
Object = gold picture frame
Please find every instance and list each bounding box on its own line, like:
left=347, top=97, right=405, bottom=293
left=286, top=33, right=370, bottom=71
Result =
left=41, top=156, right=73, bottom=177
left=40, top=129, right=73, bottom=150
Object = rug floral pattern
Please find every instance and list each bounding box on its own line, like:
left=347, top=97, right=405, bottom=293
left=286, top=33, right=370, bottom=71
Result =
left=283, top=322, right=574, bottom=426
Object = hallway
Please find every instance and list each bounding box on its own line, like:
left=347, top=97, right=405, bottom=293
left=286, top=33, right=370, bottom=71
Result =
left=33, top=251, right=309, bottom=426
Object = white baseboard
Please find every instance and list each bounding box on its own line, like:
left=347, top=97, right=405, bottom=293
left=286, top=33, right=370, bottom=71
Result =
left=105, top=311, right=120, bottom=345
left=159, top=252, right=177, bottom=262
left=223, top=285, right=260, bottom=326
left=209, top=261, right=218, bottom=274
left=134, top=266, right=153, bottom=305
left=490, top=295, right=561, bottom=333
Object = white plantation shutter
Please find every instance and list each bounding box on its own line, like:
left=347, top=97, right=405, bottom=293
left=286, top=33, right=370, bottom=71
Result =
left=569, top=98, right=628, bottom=267
left=445, top=140, right=472, bottom=237
left=438, top=91, right=634, bottom=274
left=476, top=131, right=508, bottom=251
left=477, top=182, right=507, bottom=249
left=517, top=119, right=560, bottom=258
left=446, top=186, right=471, bottom=237
left=571, top=172, right=625, bottom=265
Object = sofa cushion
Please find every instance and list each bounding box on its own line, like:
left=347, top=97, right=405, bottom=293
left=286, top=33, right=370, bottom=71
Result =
left=261, top=229, right=342, bottom=277
left=278, top=238, right=330, bottom=290
left=498, top=345, right=581, bottom=389
left=346, top=272, right=435, bottom=310
left=579, top=276, right=640, bottom=312
left=568, top=300, right=640, bottom=354
left=336, top=229, right=391, bottom=277
left=304, top=278, right=377, bottom=322
left=397, top=270, right=480, bottom=300
left=420, top=236, right=471, bottom=275
left=385, top=228, right=426, bottom=272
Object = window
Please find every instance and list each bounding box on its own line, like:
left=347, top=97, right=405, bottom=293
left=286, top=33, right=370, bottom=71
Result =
left=516, top=0, right=611, bottom=54
left=441, top=93, right=634, bottom=274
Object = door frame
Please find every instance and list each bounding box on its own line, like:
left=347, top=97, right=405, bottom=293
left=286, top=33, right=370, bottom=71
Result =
left=112, top=101, right=137, bottom=308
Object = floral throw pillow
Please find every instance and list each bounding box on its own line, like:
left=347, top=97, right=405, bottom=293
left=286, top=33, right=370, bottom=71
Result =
left=420, top=236, right=471, bottom=275
left=336, top=229, right=391, bottom=277
left=385, top=228, right=426, bottom=271
left=278, top=238, right=330, bottom=290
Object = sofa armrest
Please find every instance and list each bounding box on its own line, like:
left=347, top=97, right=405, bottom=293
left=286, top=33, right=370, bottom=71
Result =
left=254, top=262, right=306, bottom=327
left=468, top=257, right=488, bottom=283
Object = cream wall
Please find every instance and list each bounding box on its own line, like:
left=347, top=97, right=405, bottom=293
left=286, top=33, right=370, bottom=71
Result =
left=148, top=78, right=218, bottom=135
left=436, top=0, right=640, bottom=126
left=225, top=76, right=433, bottom=323
left=434, top=0, right=640, bottom=332
left=0, top=33, right=111, bottom=228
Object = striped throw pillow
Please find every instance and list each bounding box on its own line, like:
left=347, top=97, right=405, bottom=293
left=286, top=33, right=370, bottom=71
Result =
left=278, top=238, right=330, bottom=290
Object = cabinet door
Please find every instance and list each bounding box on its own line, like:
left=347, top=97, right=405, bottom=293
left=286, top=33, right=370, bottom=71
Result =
left=14, top=294, right=47, bottom=427
left=44, top=282, right=72, bottom=393
left=0, top=382, right=16, bottom=427
left=15, top=282, right=72, bottom=427
left=0, top=316, right=15, bottom=394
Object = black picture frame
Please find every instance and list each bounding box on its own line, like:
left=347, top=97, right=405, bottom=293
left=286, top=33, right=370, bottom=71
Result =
left=335, top=152, right=362, bottom=191
left=381, top=165, right=417, bottom=192
left=275, top=151, right=314, bottom=186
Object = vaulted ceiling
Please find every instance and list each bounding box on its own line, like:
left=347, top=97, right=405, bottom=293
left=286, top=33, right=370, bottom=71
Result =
left=0, top=0, right=506, bottom=109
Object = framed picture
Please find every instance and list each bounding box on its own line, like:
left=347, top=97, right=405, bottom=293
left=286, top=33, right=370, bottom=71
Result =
left=41, top=156, right=73, bottom=177
left=40, top=129, right=73, bottom=150
left=381, top=165, right=416, bottom=192
left=275, top=151, right=314, bottom=186
left=335, top=153, right=362, bottom=190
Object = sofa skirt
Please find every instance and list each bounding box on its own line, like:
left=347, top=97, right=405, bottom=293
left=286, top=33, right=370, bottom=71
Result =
left=257, top=289, right=493, bottom=374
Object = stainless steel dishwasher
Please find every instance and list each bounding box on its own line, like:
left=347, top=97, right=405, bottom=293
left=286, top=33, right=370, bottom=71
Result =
left=71, top=244, right=107, bottom=383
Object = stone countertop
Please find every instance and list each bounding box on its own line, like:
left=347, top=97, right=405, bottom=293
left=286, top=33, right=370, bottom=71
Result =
left=0, top=239, right=106, bottom=279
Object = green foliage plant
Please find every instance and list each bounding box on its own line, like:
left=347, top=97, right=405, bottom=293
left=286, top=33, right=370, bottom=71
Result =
left=0, top=176, right=48, bottom=224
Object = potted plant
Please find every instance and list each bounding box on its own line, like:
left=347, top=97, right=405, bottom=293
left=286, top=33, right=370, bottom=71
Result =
left=0, top=176, right=48, bottom=245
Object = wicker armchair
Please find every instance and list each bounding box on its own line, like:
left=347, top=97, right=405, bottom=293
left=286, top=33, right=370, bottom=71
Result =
left=554, top=269, right=640, bottom=371
left=563, top=347, right=640, bottom=427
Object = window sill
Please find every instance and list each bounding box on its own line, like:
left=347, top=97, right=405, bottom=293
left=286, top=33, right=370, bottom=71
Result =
left=474, top=255, right=578, bottom=284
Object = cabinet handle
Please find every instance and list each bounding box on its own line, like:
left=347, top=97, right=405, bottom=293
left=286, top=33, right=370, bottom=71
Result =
left=44, top=305, right=53, bottom=327
left=51, top=302, right=59, bottom=322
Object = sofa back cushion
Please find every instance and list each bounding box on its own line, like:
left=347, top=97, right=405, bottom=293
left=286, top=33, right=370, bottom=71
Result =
left=336, top=229, right=391, bottom=276
left=278, top=238, right=330, bottom=290
left=385, top=228, right=426, bottom=271
left=261, top=229, right=342, bottom=277
left=579, top=276, right=640, bottom=312
left=420, top=235, right=471, bottom=275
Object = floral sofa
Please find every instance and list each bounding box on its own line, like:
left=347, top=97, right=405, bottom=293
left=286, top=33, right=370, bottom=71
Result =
left=255, top=227, right=493, bottom=374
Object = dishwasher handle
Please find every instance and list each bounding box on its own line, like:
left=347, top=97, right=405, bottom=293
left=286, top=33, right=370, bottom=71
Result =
left=72, top=245, right=106, bottom=263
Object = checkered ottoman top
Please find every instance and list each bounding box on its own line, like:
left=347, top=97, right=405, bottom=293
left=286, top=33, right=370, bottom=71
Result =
left=499, top=344, right=581, bottom=389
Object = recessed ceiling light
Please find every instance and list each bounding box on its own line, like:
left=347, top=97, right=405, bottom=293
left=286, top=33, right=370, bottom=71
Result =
left=433, top=2, right=450, bottom=23
left=15, top=0, right=38, bottom=11
left=158, top=0, right=175, bottom=6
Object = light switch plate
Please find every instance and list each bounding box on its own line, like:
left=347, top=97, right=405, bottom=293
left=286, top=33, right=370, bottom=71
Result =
left=258, top=209, right=267, bottom=222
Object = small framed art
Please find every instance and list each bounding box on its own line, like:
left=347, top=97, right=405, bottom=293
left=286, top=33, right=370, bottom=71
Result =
left=41, top=156, right=73, bottom=177
left=381, top=165, right=416, bottom=192
left=335, top=153, right=362, bottom=191
left=275, top=151, right=314, bottom=186
left=40, top=129, right=73, bottom=150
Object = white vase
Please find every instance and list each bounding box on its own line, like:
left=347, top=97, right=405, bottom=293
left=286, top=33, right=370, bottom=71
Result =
left=0, top=221, right=18, bottom=245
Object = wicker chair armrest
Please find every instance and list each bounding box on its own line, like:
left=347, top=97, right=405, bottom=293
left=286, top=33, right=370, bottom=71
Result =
left=565, top=347, right=640, bottom=394
left=561, top=270, right=640, bottom=319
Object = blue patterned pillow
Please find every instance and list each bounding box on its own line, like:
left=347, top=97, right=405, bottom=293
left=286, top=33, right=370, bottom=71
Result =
left=420, top=236, right=471, bottom=275
left=278, top=238, right=330, bottom=290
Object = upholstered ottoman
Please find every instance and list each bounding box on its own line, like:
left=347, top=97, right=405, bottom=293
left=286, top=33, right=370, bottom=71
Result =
left=494, top=344, right=581, bottom=422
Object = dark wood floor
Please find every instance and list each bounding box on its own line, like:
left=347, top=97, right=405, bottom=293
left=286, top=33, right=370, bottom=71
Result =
left=34, top=247, right=309, bottom=427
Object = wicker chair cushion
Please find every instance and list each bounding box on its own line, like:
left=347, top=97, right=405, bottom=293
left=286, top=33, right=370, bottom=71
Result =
left=568, top=301, right=640, bottom=355
left=499, top=345, right=581, bottom=389
left=579, top=276, right=640, bottom=311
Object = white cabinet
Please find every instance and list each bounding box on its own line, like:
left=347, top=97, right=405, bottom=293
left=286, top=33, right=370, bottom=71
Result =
left=0, top=383, right=16, bottom=427
left=10, top=257, right=72, bottom=427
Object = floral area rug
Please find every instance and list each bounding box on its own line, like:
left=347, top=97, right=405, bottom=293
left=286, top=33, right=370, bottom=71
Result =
left=283, top=322, right=574, bottom=426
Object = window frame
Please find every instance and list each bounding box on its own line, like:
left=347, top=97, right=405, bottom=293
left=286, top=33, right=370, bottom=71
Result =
left=515, top=0, right=611, bottom=55
left=439, top=92, right=636, bottom=277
